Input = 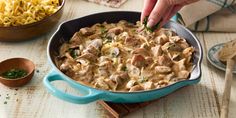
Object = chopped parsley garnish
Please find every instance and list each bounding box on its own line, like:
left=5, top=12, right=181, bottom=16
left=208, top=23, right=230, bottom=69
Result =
left=68, top=48, right=78, bottom=59
left=138, top=76, right=149, bottom=83
left=100, top=26, right=107, bottom=34
left=143, top=16, right=162, bottom=32
left=111, top=52, right=117, bottom=57
left=1, top=69, right=28, bottom=79
left=121, top=66, right=127, bottom=71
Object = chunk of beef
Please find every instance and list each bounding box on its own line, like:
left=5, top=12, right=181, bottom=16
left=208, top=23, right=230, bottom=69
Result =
left=79, top=27, right=94, bottom=36
left=108, top=26, right=124, bottom=35
left=151, top=45, right=162, bottom=58
left=129, top=85, right=144, bottom=92
left=131, top=54, right=146, bottom=68
left=156, top=55, right=173, bottom=66
left=70, top=32, right=83, bottom=44
left=132, top=48, right=149, bottom=56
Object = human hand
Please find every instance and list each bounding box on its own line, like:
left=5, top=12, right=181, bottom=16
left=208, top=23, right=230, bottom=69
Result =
left=141, top=0, right=199, bottom=30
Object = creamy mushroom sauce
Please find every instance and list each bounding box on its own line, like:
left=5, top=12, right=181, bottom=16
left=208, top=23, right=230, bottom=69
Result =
left=55, top=20, right=194, bottom=92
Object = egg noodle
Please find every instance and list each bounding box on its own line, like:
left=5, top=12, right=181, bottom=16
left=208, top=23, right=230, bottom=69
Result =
left=0, top=0, right=60, bottom=27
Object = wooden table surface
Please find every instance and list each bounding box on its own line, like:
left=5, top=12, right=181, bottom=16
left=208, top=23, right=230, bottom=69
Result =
left=0, top=0, right=236, bottom=118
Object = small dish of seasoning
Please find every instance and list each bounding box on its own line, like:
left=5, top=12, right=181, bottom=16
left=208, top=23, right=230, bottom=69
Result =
left=0, top=58, right=35, bottom=87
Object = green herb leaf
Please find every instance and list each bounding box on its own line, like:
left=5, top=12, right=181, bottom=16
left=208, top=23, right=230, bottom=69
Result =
left=143, top=16, right=162, bottom=32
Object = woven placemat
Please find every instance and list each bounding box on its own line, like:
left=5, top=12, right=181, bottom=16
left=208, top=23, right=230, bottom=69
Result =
left=86, top=0, right=128, bottom=8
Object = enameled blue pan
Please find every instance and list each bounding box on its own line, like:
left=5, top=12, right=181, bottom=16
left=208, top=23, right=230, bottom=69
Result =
left=44, top=11, right=203, bottom=104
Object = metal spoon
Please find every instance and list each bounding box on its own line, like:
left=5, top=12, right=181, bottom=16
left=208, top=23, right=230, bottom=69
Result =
left=218, top=39, right=236, bottom=118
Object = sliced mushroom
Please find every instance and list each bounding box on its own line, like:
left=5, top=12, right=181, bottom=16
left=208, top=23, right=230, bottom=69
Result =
left=155, top=66, right=172, bottom=73
left=89, top=39, right=103, bottom=49
left=126, top=63, right=140, bottom=78
left=110, top=47, right=120, bottom=57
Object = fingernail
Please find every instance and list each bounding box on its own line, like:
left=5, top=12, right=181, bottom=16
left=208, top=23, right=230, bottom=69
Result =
left=147, top=19, right=155, bottom=28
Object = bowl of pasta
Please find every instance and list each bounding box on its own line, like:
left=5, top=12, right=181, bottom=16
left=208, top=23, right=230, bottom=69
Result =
left=44, top=11, right=203, bottom=104
left=0, top=0, right=65, bottom=41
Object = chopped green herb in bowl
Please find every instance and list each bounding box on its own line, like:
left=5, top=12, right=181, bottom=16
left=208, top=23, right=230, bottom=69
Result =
left=1, top=69, right=28, bottom=79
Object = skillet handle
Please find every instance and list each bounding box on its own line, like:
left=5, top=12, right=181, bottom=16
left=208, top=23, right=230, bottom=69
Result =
left=43, top=70, right=104, bottom=104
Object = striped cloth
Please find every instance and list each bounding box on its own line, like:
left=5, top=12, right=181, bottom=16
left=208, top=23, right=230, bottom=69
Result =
left=86, top=0, right=128, bottom=8
left=177, top=0, right=236, bottom=32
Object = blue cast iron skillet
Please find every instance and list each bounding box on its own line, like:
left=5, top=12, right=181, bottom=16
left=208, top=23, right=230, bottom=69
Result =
left=44, top=11, right=203, bottom=104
